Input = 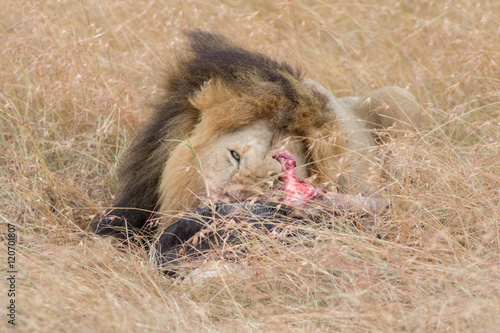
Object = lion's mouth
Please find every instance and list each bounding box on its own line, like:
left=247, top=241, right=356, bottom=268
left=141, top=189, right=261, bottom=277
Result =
left=210, top=180, right=277, bottom=204
left=208, top=170, right=286, bottom=204
left=208, top=150, right=327, bottom=205
left=207, top=150, right=385, bottom=214
left=272, top=149, right=387, bottom=213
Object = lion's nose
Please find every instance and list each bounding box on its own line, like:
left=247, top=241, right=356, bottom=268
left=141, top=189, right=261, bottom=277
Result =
left=267, top=171, right=283, bottom=182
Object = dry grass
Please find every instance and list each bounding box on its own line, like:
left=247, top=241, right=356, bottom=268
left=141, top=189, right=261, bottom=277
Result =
left=1, top=0, right=499, bottom=332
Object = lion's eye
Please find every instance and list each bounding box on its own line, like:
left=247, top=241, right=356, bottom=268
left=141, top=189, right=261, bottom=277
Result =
left=230, top=150, right=241, bottom=162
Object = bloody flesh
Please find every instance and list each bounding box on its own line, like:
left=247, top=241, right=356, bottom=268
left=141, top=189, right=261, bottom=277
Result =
left=272, top=149, right=385, bottom=213
left=272, top=150, right=327, bottom=206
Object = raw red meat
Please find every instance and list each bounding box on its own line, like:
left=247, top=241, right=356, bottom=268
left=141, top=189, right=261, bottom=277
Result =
left=272, top=150, right=385, bottom=213
left=272, top=150, right=327, bottom=206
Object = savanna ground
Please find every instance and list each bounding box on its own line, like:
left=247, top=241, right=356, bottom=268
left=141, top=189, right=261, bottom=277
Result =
left=1, top=0, right=499, bottom=332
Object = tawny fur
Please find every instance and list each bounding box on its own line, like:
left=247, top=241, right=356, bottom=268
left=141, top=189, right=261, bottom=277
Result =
left=93, top=30, right=420, bottom=236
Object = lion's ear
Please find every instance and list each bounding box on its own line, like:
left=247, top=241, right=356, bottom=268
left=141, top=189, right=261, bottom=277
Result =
left=189, top=79, right=238, bottom=111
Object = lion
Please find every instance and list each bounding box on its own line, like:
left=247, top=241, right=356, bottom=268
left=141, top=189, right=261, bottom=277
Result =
left=93, top=30, right=420, bottom=260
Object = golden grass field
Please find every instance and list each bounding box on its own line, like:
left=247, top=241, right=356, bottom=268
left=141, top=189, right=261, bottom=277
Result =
left=1, top=0, right=499, bottom=331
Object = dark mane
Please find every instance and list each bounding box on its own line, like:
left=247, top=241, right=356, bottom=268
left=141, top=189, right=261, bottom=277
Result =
left=179, top=30, right=302, bottom=103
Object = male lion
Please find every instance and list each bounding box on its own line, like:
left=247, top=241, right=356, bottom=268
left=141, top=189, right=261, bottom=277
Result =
left=93, top=31, right=419, bottom=264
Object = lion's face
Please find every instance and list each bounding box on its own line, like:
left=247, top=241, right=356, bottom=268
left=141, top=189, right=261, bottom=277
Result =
left=198, top=120, right=308, bottom=202
left=159, top=119, right=309, bottom=215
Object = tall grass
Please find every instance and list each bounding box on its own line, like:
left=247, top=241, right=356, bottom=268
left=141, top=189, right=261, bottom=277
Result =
left=1, top=0, right=499, bottom=331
